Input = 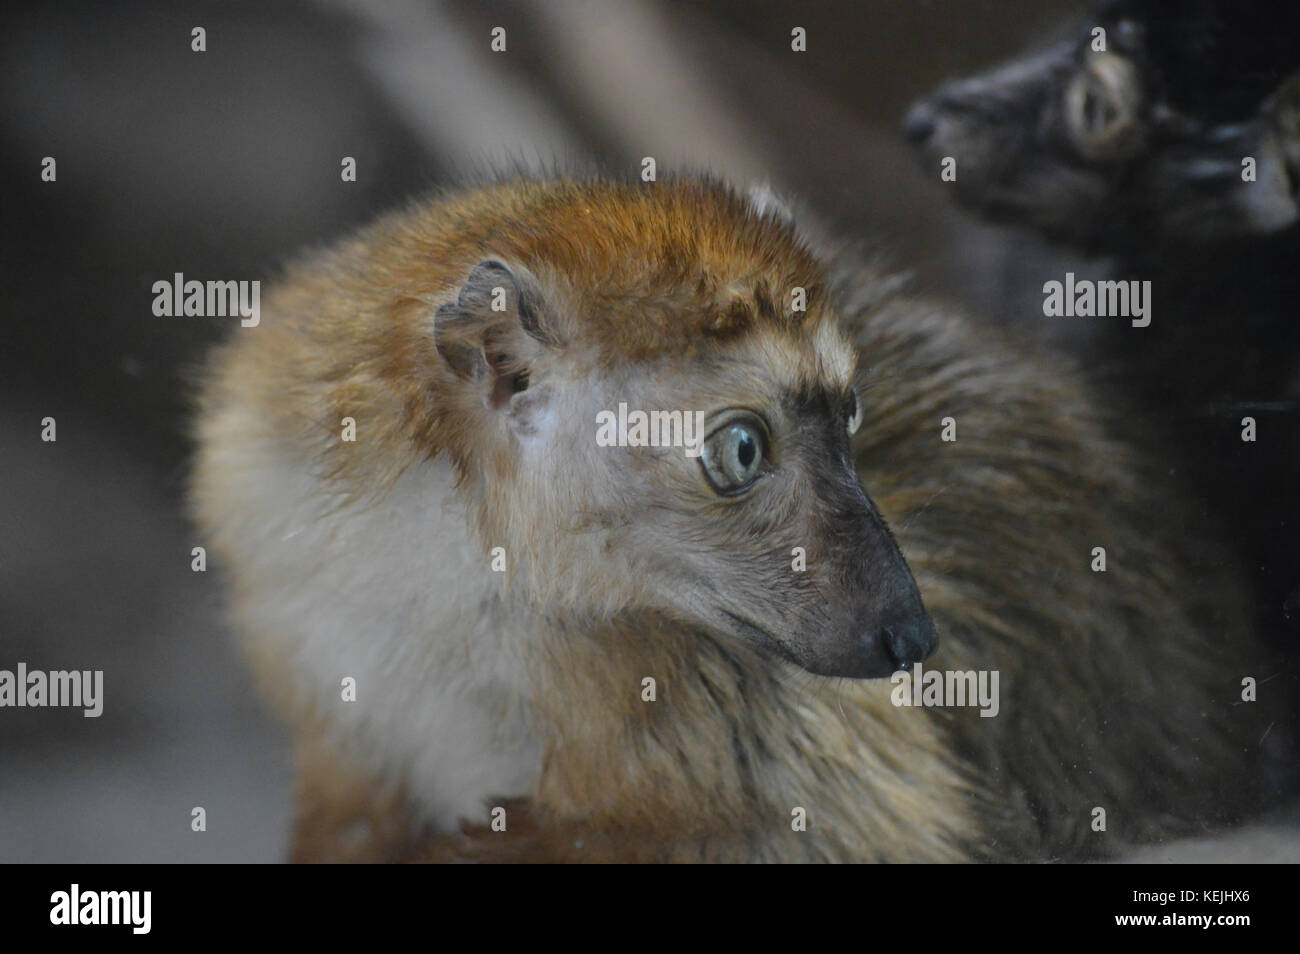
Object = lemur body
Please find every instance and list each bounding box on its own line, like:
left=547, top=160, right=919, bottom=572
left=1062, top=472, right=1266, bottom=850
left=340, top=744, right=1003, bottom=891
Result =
left=193, top=176, right=1270, bottom=862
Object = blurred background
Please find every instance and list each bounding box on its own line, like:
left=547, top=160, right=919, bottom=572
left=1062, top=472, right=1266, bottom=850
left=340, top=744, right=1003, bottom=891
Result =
left=1, top=0, right=1294, bottom=862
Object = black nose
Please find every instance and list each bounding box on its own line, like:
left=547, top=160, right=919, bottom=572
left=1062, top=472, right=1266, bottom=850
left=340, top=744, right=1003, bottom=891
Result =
left=903, top=101, right=937, bottom=145
left=880, top=615, right=938, bottom=670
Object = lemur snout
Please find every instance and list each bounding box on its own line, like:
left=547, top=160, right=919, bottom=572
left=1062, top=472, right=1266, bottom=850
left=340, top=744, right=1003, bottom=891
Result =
left=879, top=610, right=939, bottom=671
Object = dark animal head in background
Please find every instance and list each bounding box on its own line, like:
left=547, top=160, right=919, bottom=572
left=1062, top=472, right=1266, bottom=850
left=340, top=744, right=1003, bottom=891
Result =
left=904, top=0, right=1300, bottom=252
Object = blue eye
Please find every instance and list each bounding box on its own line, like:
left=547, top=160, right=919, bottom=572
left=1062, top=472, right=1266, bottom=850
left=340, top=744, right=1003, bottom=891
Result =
left=701, top=418, right=766, bottom=494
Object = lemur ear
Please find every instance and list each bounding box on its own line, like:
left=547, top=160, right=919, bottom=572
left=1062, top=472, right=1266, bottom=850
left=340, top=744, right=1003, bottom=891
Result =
left=434, top=259, right=555, bottom=410
left=1234, top=72, right=1300, bottom=234
left=747, top=182, right=796, bottom=225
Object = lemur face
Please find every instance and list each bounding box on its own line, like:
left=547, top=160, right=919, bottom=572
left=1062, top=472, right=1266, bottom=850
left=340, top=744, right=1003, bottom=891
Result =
left=575, top=331, right=936, bottom=679
left=432, top=248, right=936, bottom=680
left=905, top=35, right=1122, bottom=243
left=903, top=8, right=1300, bottom=249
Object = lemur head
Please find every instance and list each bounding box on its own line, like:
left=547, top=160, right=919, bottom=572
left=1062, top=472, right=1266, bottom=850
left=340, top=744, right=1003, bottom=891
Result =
left=382, top=178, right=936, bottom=679
left=903, top=0, right=1300, bottom=250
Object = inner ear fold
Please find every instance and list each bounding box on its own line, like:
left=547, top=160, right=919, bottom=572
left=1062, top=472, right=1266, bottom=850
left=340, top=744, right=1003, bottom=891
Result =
left=434, top=259, right=554, bottom=408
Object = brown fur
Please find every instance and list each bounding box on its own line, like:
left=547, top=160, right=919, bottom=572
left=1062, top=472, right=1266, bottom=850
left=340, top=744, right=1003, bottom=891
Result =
left=192, top=174, right=1274, bottom=862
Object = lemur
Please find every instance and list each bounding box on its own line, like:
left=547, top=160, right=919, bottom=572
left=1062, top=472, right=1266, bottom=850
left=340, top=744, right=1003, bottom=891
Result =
left=904, top=0, right=1300, bottom=250
left=904, top=0, right=1300, bottom=717
left=192, top=175, right=1274, bottom=862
